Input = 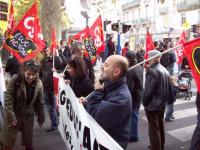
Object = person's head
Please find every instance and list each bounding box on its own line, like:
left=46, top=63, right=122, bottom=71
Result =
left=101, top=55, right=129, bottom=81
left=20, top=59, right=40, bottom=84
left=148, top=50, right=161, bottom=66
left=163, top=44, right=168, bottom=51
left=66, top=56, right=87, bottom=78
left=60, top=40, right=65, bottom=47
left=124, top=42, right=129, bottom=48
left=153, top=41, right=158, bottom=48
left=42, top=41, right=50, bottom=57
left=126, top=51, right=137, bottom=67
left=71, top=41, right=85, bottom=57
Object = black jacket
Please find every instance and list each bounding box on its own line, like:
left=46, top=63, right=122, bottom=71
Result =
left=196, top=92, right=200, bottom=108
left=86, top=77, right=132, bottom=149
left=126, top=64, right=143, bottom=109
left=5, top=56, right=20, bottom=77
left=40, top=56, right=63, bottom=91
left=83, top=57, right=95, bottom=83
left=143, top=62, right=174, bottom=111
left=70, top=75, right=94, bottom=98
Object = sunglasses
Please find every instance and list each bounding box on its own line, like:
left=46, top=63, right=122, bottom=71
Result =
left=25, top=62, right=39, bottom=68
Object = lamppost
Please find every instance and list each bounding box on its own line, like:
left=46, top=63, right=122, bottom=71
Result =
left=81, top=11, right=89, bottom=27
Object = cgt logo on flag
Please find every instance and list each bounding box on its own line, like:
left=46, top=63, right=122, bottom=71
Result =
left=192, top=46, right=200, bottom=74
left=5, top=30, right=36, bottom=57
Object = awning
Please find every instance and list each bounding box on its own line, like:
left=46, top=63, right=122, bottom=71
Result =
left=177, top=0, right=200, bottom=12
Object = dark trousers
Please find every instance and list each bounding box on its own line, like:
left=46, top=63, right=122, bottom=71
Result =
left=190, top=107, right=200, bottom=150
left=145, top=107, right=165, bottom=150
left=130, top=107, right=140, bottom=139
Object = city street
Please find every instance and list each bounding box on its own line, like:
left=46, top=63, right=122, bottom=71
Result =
left=0, top=0, right=200, bottom=150
left=13, top=86, right=198, bottom=150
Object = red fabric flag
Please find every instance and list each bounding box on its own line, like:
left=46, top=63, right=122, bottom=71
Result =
left=68, top=27, right=96, bottom=63
left=51, top=27, right=57, bottom=55
left=175, top=31, right=187, bottom=64
left=3, top=2, right=45, bottom=63
left=183, top=38, right=200, bottom=92
left=90, top=15, right=105, bottom=54
left=6, top=0, right=15, bottom=34
left=53, top=72, right=59, bottom=111
left=145, top=31, right=155, bottom=59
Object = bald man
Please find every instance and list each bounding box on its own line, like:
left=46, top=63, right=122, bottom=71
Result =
left=85, top=55, right=132, bottom=149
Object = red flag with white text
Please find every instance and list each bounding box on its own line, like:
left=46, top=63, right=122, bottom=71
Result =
left=175, top=31, right=187, bottom=64
left=68, top=16, right=105, bottom=64
left=183, top=38, right=200, bottom=92
left=145, top=31, right=155, bottom=59
left=90, top=15, right=105, bottom=54
left=3, top=2, right=45, bottom=63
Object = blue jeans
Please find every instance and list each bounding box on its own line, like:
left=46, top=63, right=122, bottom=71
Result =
left=165, top=103, right=174, bottom=119
left=44, top=91, right=58, bottom=128
left=190, top=107, right=200, bottom=150
left=130, top=108, right=140, bottom=139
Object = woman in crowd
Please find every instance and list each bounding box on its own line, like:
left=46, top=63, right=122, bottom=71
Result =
left=1, top=59, right=45, bottom=150
left=66, top=56, right=94, bottom=98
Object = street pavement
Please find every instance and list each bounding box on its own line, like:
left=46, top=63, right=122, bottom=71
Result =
left=12, top=74, right=198, bottom=150
left=12, top=92, right=198, bottom=150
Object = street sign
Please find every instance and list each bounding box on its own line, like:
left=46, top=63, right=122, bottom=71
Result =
left=0, top=2, right=8, bottom=13
left=0, top=13, right=7, bottom=21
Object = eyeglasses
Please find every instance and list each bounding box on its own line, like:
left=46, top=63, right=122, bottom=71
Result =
left=25, top=62, right=39, bottom=68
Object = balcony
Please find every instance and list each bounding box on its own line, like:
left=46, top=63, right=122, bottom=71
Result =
left=159, top=5, right=169, bottom=15
left=176, top=0, right=200, bottom=12
left=122, top=0, right=141, bottom=10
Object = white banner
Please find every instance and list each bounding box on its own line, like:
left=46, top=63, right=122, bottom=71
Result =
left=0, top=58, right=6, bottom=106
left=58, top=77, right=123, bottom=150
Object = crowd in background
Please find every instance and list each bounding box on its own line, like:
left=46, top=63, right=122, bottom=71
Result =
left=0, top=35, right=199, bottom=150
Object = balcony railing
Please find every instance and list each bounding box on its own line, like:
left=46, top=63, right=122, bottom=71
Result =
left=176, top=0, right=200, bottom=12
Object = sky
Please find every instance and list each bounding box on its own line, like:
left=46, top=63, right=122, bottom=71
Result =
left=65, top=0, right=88, bottom=29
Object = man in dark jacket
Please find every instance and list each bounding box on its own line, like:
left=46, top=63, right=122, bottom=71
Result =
left=190, top=92, right=200, bottom=150
left=5, top=55, right=20, bottom=77
left=143, top=50, right=174, bottom=150
left=83, top=55, right=132, bottom=149
left=126, top=51, right=143, bottom=142
left=40, top=46, right=63, bottom=132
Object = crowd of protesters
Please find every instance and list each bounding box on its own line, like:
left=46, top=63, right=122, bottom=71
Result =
left=0, top=37, right=199, bottom=150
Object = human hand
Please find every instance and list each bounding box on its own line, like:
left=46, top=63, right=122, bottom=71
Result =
left=52, top=68, right=57, bottom=72
left=64, top=79, right=70, bottom=84
left=11, top=120, right=17, bottom=127
left=79, top=97, right=87, bottom=104
left=94, top=79, right=104, bottom=90
left=38, top=123, right=43, bottom=128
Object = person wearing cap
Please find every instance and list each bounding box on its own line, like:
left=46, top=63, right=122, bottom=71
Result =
left=143, top=50, right=174, bottom=150
left=126, top=51, right=144, bottom=142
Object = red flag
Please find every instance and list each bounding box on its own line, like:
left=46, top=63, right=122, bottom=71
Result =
left=3, top=2, right=45, bottom=63
left=90, top=15, right=105, bottom=54
left=145, top=31, right=155, bottom=59
left=6, top=0, right=15, bottom=34
left=175, top=31, right=187, bottom=64
left=183, top=38, right=200, bottom=92
left=51, top=27, right=57, bottom=55
left=53, top=72, right=59, bottom=111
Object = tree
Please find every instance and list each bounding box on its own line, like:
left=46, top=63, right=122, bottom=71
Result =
left=14, top=0, right=71, bottom=44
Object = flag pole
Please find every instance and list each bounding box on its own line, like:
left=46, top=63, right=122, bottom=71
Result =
left=128, top=44, right=183, bottom=71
